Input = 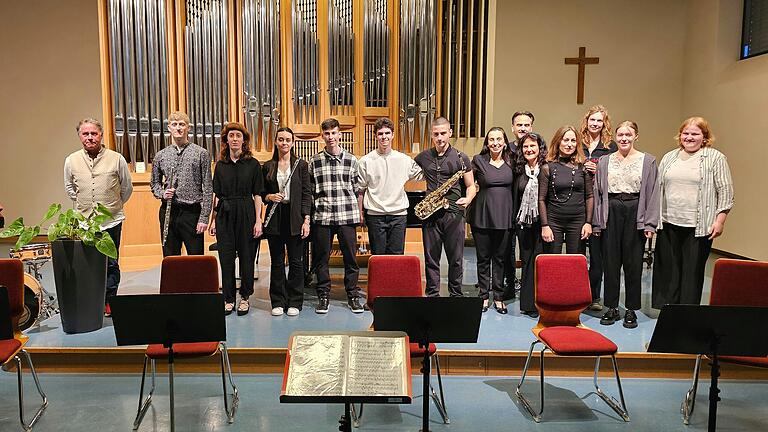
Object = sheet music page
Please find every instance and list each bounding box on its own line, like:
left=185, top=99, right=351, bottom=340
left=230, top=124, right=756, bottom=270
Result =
left=285, top=335, right=348, bottom=396
left=345, top=336, right=406, bottom=396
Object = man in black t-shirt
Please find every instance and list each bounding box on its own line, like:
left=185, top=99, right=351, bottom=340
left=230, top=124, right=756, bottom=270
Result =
left=414, top=117, right=475, bottom=297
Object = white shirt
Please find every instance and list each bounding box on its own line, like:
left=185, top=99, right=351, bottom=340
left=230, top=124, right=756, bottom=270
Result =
left=357, top=149, right=423, bottom=216
left=662, top=151, right=701, bottom=227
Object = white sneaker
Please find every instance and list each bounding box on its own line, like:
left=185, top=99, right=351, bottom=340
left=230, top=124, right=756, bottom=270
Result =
left=286, top=307, right=300, bottom=316
left=271, top=307, right=284, bottom=316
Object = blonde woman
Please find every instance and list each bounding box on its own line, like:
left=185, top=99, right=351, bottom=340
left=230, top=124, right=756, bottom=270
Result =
left=579, top=105, right=617, bottom=310
left=652, top=117, right=733, bottom=308
left=592, top=121, right=659, bottom=328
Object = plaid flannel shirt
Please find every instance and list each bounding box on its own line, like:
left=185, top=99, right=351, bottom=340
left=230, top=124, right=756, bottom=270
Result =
left=309, top=149, right=361, bottom=225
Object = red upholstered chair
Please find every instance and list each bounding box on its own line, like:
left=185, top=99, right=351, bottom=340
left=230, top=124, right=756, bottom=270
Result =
left=133, top=256, right=238, bottom=430
left=359, top=255, right=449, bottom=424
left=0, top=258, right=47, bottom=430
left=681, top=258, right=768, bottom=424
left=516, top=254, right=629, bottom=422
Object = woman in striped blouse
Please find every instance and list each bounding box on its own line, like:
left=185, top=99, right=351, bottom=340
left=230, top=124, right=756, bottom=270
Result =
left=651, top=117, right=734, bottom=309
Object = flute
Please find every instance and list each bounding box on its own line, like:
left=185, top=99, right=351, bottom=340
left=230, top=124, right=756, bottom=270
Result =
left=161, top=166, right=177, bottom=246
left=263, top=159, right=300, bottom=227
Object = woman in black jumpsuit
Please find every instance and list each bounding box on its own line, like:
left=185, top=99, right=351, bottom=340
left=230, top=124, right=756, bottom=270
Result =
left=209, top=122, right=264, bottom=316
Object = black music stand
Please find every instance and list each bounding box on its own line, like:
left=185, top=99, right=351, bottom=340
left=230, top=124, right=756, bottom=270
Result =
left=110, top=293, right=226, bottom=432
left=374, top=296, right=483, bottom=432
left=647, top=304, right=768, bottom=432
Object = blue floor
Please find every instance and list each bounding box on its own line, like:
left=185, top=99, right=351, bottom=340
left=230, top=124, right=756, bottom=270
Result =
left=0, top=372, right=764, bottom=431
left=8, top=245, right=716, bottom=353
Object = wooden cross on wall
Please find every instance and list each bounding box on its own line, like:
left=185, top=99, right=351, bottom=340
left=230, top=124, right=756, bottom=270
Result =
left=565, top=47, right=599, bottom=104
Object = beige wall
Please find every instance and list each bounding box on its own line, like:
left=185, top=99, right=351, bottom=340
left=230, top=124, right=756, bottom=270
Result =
left=680, top=0, right=768, bottom=260
left=490, top=0, right=687, bottom=159
left=0, top=0, right=103, bottom=226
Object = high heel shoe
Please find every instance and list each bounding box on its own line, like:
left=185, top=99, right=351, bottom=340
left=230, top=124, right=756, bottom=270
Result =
left=482, top=299, right=489, bottom=313
left=494, top=301, right=508, bottom=315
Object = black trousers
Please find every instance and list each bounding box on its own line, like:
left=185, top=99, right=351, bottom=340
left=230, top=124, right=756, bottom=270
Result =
left=313, top=224, right=361, bottom=299
left=160, top=202, right=204, bottom=257
left=268, top=204, right=305, bottom=309
left=603, top=196, right=645, bottom=311
left=473, top=227, right=509, bottom=301
left=215, top=206, right=256, bottom=304
left=517, top=222, right=543, bottom=312
left=587, top=234, right=605, bottom=301
left=365, top=214, right=407, bottom=255
left=502, top=228, right=517, bottom=299
left=545, top=212, right=586, bottom=254
left=422, top=211, right=465, bottom=297
left=652, top=223, right=712, bottom=309
left=104, top=223, right=122, bottom=302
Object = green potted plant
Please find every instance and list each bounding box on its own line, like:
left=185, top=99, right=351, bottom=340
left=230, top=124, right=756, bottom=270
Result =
left=1, top=203, right=117, bottom=334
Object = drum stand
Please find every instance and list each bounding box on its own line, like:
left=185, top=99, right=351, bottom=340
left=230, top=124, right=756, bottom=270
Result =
left=24, top=259, right=59, bottom=322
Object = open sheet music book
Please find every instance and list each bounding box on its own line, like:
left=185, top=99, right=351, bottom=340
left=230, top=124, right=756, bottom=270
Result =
left=281, top=331, right=412, bottom=403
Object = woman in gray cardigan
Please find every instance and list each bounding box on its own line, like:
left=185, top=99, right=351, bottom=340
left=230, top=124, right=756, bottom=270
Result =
left=592, top=121, right=659, bottom=329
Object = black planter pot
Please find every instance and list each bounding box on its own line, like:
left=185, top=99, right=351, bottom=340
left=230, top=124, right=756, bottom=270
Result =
left=51, top=239, right=107, bottom=334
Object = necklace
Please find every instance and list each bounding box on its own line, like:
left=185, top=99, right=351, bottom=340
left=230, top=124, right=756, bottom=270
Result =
left=550, top=162, right=577, bottom=203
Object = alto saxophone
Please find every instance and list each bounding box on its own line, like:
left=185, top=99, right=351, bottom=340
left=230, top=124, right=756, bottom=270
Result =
left=414, top=168, right=466, bottom=220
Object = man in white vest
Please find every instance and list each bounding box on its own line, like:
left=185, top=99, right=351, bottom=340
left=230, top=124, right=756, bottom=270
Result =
left=64, top=118, right=133, bottom=317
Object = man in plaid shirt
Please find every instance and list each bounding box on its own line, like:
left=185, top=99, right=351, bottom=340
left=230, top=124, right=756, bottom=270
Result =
left=309, top=118, right=364, bottom=314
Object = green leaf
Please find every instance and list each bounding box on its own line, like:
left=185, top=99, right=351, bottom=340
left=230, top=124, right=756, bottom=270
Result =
left=0, top=217, right=25, bottom=238
left=38, top=203, right=61, bottom=225
left=94, top=203, right=113, bottom=218
left=95, top=233, right=118, bottom=259
left=78, top=229, right=95, bottom=245
left=48, top=227, right=59, bottom=242
left=92, top=214, right=109, bottom=226
left=14, top=226, right=40, bottom=250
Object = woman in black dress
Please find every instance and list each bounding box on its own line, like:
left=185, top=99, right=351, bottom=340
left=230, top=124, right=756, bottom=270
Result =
left=468, top=127, right=515, bottom=314
left=209, top=122, right=264, bottom=316
left=579, top=105, right=617, bottom=311
left=513, top=132, right=547, bottom=318
left=262, top=127, right=312, bottom=317
left=538, top=126, right=593, bottom=254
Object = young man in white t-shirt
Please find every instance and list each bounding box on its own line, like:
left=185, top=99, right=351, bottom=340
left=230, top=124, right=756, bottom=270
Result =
left=357, top=117, right=423, bottom=254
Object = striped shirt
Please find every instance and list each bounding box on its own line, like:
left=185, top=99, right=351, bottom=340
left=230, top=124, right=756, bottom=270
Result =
left=309, top=148, right=361, bottom=225
left=657, top=147, right=734, bottom=237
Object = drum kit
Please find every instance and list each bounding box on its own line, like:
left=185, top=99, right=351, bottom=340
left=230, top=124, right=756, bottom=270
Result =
left=8, top=243, right=59, bottom=330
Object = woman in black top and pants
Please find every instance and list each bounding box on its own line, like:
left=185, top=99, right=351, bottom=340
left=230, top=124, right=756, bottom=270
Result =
left=538, top=125, right=594, bottom=254
left=513, top=132, right=547, bottom=317
left=579, top=105, right=617, bottom=310
left=262, top=127, right=312, bottom=317
left=209, top=122, right=264, bottom=316
left=468, top=127, right=515, bottom=314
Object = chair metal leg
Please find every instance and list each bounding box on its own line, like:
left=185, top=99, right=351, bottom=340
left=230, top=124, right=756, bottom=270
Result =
left=133, top=356, right=156, bottom=430
left=219, top=343, right=239, bottom=424
left=681, top=354, right=702, bottom=425
left=429, top=353, right=450, bottom=424
left=350, top=403, right=362, bottom=427
left=515, top=340, right=545, bottom=422
left=16, top=350, right=48, bottom=431
left=593, top=355, right=630, bottom=422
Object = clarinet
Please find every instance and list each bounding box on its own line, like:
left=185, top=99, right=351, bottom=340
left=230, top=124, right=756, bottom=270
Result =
left=263, top=159, right=300, bottom=228
left=161, top=167, right=177, bottom=246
